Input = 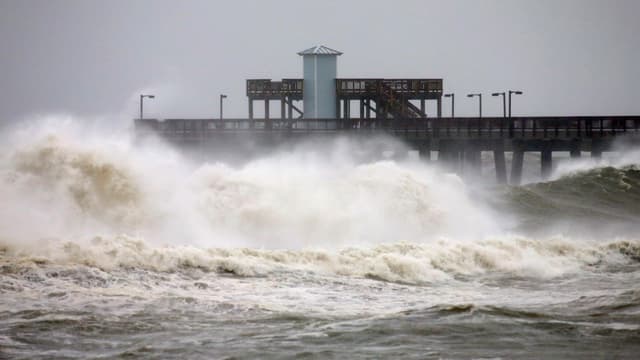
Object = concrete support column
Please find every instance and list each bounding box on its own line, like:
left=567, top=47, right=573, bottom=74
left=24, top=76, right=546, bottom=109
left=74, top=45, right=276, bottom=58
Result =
left=437, top=97, right=442, bottom=118
left=439, top=140, right=460, bottom=171
left=591, top=140, right=603, bottom=158
left=420, top=99, right=426, bottom=117
left=438, top=150, right=450, bottom=165
left=541, top=147, right=552, bottom=180
left=248, top=99, right=254, bottom=119
left=494, top=141, right=507, bottom=184
left=511, top=149, right=524, bottom=186
left=418, top=140, right=431, bottom=161
left=570, top=140, right=581, bottom=158
left=265, top=100, right=272, bottom=130
left=392, top=149, right=408, bottom=162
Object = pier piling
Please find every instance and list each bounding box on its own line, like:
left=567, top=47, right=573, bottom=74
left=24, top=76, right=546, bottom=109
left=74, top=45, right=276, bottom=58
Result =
left=511, top=149, right=524, bottom=186
left=541, top=146, right=553, bottom=180
left=494, top=141, right=507, bottom=184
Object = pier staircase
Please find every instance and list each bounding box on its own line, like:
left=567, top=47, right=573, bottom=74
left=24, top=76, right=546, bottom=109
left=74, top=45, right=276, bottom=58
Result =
left=376, top=82, right=427, bottom=119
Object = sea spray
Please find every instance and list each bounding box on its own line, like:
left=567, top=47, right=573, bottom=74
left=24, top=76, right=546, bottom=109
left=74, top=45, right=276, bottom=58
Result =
left=0, top=116, right=501, bottom=250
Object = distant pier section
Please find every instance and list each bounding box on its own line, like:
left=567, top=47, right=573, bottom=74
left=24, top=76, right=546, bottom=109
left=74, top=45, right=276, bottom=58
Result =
left=135, top=45, right=640, bottom=184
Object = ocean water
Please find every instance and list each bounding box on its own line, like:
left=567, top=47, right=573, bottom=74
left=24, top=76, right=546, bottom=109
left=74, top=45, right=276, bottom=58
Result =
left=1, top=118, right=639, bottom=359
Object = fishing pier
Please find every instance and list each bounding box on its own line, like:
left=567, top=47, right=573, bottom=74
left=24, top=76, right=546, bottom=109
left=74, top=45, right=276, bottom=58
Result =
left=135, top=46, right=640, bottom=184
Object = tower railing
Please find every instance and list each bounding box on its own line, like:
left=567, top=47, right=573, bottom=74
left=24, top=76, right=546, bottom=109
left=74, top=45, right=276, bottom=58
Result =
left=246, top=79, right=303, bottom=99
left=247, top=78, right=443, bottom=99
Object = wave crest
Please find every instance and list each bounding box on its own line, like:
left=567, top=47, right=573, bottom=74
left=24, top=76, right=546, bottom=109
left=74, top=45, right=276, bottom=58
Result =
left=8, top=135, right=144, bottom=228
left=2, top=236, right=638, bottom=285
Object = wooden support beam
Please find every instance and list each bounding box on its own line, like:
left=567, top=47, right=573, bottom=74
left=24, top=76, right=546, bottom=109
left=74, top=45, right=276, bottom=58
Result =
left=464, top=150, right=481, bottom=176
left=265, top=100, right=269, bottom=119
left=282, top=97, right=303, bottom=120
left=343, top=99, right=349, bottom=120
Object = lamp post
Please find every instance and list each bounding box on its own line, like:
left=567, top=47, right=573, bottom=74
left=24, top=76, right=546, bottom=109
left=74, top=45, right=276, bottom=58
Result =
left=444, top=93, right=455, bottom=117
left=467, top=93, right=482, bottom=118
left=492, top=92, right=506, bottom=117
left=219, top=94, right=227, bottom=119
left=508, top=90, right=523, bottom=117
left=139, top=94, right=155, bottom=120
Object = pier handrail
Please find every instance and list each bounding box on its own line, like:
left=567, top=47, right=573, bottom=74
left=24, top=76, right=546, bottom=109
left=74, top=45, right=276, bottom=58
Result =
left=136, top=116, right=640, bottom=139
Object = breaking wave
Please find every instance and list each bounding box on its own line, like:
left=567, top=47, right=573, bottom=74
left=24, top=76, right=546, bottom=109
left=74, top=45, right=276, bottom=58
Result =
left=499, top=165, right=640, bottom=234
left=1, top=235, right=639, bottom=285
left=0, top=118, right=499, bottom=250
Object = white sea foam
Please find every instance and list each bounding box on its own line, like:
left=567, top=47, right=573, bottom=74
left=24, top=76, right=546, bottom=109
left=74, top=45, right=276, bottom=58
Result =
left=546, top=140, right=640, bottom=181
left=2, top=234, right=637, bottom=285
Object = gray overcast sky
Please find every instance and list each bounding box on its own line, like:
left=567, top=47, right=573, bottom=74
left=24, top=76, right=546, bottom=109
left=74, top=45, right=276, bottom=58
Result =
left=1, top=0, right=639, bottom=123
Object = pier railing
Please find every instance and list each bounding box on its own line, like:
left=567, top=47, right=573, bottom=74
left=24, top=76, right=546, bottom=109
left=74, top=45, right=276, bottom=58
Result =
left=336, top=79, right=443, bottom=98
left=135, top=116, right=640, bottom=139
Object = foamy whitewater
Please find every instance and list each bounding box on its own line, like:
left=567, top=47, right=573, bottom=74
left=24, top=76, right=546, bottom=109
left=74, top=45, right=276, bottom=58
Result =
left=1, top=116, right=639, bottom=359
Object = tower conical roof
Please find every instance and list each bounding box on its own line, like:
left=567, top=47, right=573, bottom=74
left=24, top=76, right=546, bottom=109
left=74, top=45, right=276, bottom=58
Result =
left=297, top=45, right=343, bottom=56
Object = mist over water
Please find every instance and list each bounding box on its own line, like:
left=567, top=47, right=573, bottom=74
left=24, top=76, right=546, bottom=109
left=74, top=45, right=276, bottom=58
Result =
left=2, top=116, right=640, bottom=359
